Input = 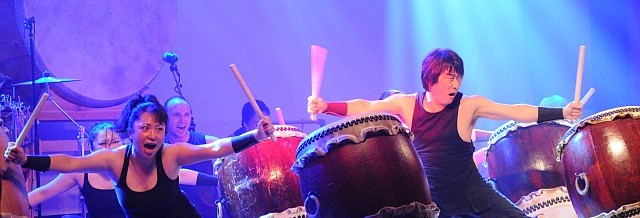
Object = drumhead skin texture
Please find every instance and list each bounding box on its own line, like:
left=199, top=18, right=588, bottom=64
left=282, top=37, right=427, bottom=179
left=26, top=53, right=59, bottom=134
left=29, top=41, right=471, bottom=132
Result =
left=0, top=0, right=177, bottom=107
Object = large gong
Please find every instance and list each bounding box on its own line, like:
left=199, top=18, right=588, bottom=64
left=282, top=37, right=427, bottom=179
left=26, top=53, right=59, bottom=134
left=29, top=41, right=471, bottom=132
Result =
left=0, top=0, right=177, bottom=107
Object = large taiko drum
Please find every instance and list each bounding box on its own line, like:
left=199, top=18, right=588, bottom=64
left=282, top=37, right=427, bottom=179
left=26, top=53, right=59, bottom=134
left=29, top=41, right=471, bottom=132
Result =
left=293, top=113, right=438, bottom=218
left=0, top=124, right=29, bottom=218
left=557, top=106, right=640, bottom=217
left=0, top=0, right=176, bottom=107
left=217, top=125, right=306, bottom=218
left=485, top=120, right=578, bottom=217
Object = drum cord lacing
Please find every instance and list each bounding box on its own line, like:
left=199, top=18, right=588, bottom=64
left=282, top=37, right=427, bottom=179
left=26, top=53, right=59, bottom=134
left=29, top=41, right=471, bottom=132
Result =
left=521, top=195, right=571, bottom=215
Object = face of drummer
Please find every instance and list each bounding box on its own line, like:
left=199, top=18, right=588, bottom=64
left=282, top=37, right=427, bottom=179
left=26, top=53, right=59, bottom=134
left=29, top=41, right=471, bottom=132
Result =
left=429, top=69, right=462, bottom=105
left=131, top=112, right=166, bottom=157
left=166, top=99, right=191, bottom=139
left=242, top=111, right=269, bottom=130
left=93, top=129, right=123, bottom=151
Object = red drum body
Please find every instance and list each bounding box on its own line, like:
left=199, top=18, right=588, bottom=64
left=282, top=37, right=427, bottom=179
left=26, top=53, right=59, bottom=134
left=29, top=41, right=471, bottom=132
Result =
left=293, top=113, right=436, bottom=218
left=0, top=125, right=29, bottom=217
left=0, top=0, right=176, bottom=107
left=218, top=125, right=305, bottom=218
left=558, top=106, right=640, bottom=217
left=486, top=121, right=570, bottom=202
left=486, top=120, right=578, bottom=217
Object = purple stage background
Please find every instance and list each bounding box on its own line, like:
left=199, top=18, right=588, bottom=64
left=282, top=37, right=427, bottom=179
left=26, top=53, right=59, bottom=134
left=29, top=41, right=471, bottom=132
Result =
left=46, top=1, right=640, bottom=136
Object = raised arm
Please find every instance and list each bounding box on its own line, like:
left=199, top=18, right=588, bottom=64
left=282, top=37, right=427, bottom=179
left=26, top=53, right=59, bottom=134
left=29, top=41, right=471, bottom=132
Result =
left=28, top=173, right=81, bottom=206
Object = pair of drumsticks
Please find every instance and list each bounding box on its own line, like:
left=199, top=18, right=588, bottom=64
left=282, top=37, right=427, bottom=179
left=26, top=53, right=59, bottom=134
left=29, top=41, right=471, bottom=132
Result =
left=230, top=45, right=328, bottom=142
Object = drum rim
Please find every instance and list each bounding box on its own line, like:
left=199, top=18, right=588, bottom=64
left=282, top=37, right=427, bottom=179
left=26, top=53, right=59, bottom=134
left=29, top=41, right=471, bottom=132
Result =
left=556, top=106, right=640, bottom=161
left=292, top=113, right=410, bottom=172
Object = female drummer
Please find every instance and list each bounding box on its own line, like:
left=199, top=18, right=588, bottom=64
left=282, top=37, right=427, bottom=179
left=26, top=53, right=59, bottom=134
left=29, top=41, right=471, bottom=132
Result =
left=28, top=122, right=219, bottom=218
left=7, top=94, right=275, bottom=217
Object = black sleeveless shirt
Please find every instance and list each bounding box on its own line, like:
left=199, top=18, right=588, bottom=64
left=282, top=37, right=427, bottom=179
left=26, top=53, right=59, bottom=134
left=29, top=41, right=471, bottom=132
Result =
left=80, top=173, right=126, bottom=218
left=114, top=145, right=201, bottom=217
left=411, top=92, right=489, bottom=214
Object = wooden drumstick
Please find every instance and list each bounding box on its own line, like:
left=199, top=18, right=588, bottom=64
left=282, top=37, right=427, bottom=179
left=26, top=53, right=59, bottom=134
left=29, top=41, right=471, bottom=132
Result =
left=574, top=46, right=586, bottom=103
left=310, top=45, right=328, bottom=121
left=229, top=64, right=276, bottom=142
left=3, top=93, right=49, bottom=170
left=580, top=87, right=595, bottom=105
left=275, top=107, right=285, bottom=125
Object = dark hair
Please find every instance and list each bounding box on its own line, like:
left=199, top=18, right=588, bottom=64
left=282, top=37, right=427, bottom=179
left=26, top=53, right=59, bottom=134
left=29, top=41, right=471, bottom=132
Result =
left=421, top=48, right=464, bottom=91
left=88, top=122, right=116, bottom=151
left=116, top=94, right=168, bottom=135
left=241, top=100, right=270, bottom=124
left=163, top=96, right=190, bottom=111
left=379, top=89, right=404, bottom=100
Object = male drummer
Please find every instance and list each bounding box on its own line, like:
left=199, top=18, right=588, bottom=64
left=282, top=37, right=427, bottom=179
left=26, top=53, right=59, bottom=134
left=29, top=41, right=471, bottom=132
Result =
left=164, top=96, right=220, bottom=218
left=307, top=48, right=582, bottom=217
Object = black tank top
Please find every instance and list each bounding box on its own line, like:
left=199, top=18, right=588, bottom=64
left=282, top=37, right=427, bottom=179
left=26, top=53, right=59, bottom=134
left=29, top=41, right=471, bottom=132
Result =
left=114, top=145, right=201, bottom=218
left=180, top=132, right=219, bottom=218
left=80, top=173, right=126, bottom=218
left=411, top=92, right=487, bottom=214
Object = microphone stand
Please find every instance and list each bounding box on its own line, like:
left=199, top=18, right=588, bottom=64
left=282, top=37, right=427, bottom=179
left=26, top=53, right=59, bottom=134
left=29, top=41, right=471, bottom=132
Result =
left=25, top=16, right=43, bottom=218
left=168, top=61, right=197, bottom=131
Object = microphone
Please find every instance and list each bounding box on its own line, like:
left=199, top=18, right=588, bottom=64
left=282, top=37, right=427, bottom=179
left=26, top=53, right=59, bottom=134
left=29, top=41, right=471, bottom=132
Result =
left=162, top=52, right=179, bottom=65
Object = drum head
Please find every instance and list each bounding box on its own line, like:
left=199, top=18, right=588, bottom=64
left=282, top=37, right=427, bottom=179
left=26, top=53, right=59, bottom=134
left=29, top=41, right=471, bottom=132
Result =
left=0, top=0, right=177, bottom=107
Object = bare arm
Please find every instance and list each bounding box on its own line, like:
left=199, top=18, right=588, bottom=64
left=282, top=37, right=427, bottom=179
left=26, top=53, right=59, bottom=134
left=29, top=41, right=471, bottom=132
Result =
left=178, top=168, right=218, bottom=186
left=6, top=144, right=116, bottom=173
left=204, top=135, right=219, bottom=144
left=28, top=173, right=81, bottom=206
left=308, top=94, right=413, bottom=118
left=471, top=95, right=583, bottom=122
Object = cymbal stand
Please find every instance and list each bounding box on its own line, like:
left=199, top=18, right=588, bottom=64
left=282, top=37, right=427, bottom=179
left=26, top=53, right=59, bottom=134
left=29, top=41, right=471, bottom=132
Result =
left=42, top=82, right=88, bottom=156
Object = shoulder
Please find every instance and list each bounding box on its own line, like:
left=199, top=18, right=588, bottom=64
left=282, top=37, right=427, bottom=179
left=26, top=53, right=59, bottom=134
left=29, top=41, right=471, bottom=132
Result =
left=461, top=94, right=493, bottom=105
left=384, top=93, right=417, bottom=104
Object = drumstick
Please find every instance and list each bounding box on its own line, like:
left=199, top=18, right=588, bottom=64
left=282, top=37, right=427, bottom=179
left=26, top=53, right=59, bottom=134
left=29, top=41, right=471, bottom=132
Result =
left=574, top=46, right=586, bottom=103
left=580, top=87, right=595, bottom=105
left=229, top=64, right=276, bottom=142
left=275, top=107, right=285, bottom=125
left=3, top=93, right=49, bottom=170
left=310, top=45, right=328, bottom=121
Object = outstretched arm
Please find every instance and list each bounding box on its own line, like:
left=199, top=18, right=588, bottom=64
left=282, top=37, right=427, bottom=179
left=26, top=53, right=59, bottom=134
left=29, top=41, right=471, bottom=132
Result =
left=170, top=117, right=275, bottom=167
left=178, top=169, right=218, bottom=186
left=28, top=173, right=80, bottom=206
left=307, top=94, right=413, bottom=118
left=6, top=143, right=117, bottom=173
left=472, top=95, right=583, bottom=122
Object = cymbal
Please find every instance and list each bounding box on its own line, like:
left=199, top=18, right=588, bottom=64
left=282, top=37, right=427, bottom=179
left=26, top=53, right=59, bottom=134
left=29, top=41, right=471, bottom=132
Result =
left=13, top=76, right=81, bottom=86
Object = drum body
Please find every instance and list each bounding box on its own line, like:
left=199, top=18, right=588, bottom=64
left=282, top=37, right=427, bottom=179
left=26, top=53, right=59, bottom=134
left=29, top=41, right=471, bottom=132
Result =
left=0, top=0, right=176, bottom=107
left=558, top=106, right=640, bottom=217
left=0, top=125, right=29, bottom=217
left=217, top=125, right=305, bottom=218
left=486, top=120, right=571, bottom=204
left=293, top=113, right=433, bottom=218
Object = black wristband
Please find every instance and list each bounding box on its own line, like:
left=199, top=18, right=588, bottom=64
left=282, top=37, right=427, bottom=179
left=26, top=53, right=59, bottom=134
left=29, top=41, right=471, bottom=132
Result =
left=195, top=173, right=219, bottom=186
left=22, top=155, right=51, bottom=172
left=231, top=133, right=258, bottom=153
left=537, top=107, right=564, bottom=123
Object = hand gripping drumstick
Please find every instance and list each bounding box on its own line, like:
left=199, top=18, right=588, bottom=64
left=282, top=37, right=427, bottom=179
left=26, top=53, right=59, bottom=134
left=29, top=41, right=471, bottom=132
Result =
left=3, top=93, right=49, bottom=170
left=310, top=45, right=328, bottom=121
left=275, top=107, right=285, bottom=125
left=574, top=46, right=586, bottom=104
left=229, top=64, right=276, bottom=142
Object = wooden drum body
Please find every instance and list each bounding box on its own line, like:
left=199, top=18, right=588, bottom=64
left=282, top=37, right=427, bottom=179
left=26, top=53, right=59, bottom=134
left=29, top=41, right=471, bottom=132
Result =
left=486, top=120, right=577, bottom=217
left=293, top=113, right=436, bottom=218
left=217, top=125, right=305, bottom=218
left=558, top=106, right=640, bottom=217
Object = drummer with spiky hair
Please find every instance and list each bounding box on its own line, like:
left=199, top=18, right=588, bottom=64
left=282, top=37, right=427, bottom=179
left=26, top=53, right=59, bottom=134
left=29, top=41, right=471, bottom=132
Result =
left=307, top=48, right=582, bottom=217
